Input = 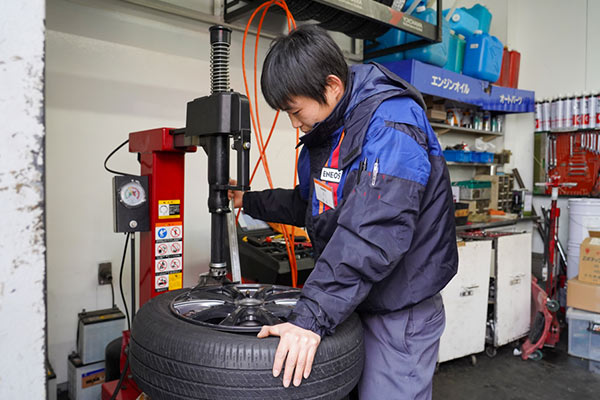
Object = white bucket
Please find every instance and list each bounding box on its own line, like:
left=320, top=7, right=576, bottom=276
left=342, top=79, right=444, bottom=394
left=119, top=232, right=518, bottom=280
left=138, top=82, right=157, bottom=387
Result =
left=567, top=198, right=600, bottom=279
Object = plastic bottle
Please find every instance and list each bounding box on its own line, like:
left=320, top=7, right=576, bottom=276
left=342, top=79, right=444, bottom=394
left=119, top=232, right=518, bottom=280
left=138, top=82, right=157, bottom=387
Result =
left=534, top=99, right=542, bottom=132
left=462, top=30, right=503, bottom=82
left=564, top=93, right=573, bottom=130
left=444, top=29, right=459, bottom=72
left=597, top=92, right=600, bottom=126
left=554, top=94, right=565, bottom=131
left=508, top=49, right=521, bottom=88
left=591, top=91, right=599, bottom=129
left=366, top=28, right=406, bottom=63
left=542, top=97, right=551, bottom=131
left=464, top=4, right=492, bottom=33
left=550, top=97, right=558, bottom=131
left=495, top=47, right=509, bottom=87
left=402, top=0, right=425, bottom=12
left=404, top=7, right=450, bottom=67
left=442, top=7, right=479, bottom=37
left=581, top=91, right=590, bottom=129
left=572, top=92, right=582, bottom=129
left=456, top=33, right=466, bottom=73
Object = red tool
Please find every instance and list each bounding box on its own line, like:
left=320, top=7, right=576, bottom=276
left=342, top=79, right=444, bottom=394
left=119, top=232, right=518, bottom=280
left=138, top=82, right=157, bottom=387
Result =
left=520, top=177, right=576, bottom=360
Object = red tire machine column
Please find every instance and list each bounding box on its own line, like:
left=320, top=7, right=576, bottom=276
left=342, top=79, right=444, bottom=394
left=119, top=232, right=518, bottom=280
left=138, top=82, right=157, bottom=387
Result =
left=129, top=128, right=196, bottom=306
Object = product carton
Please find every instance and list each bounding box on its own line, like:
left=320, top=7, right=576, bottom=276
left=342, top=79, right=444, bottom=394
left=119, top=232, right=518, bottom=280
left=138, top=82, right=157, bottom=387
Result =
left=578, top=236, right=600, bottom=285
left=567, top=277, right=600, bottom=313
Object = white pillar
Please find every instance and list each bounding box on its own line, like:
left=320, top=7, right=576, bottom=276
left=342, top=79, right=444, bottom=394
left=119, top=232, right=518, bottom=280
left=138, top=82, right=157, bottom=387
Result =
left=0, top=0, right=47, bottom=398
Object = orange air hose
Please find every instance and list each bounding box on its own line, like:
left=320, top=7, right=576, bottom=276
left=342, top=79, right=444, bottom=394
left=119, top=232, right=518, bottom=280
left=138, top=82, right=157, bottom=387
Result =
left=241, top=0, right=300, bottom=287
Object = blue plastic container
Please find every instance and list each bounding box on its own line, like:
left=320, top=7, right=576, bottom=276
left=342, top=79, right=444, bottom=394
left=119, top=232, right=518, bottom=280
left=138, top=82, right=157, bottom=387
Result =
left=462, top=30, right=503, bottom=82
left=443, top=8, right=479, bottom=37
left=404, top=7, right=450, bottom=67
left=473, top=151, right=494, bottom=163
left=465, top=4, right=492, bottom=33
left=443, top=30, right=465, bottom=73
left=402, top=0, right=426, bottom=12
left=443, top=150, right=471, bottom=163
left=365, top=28, right=405, bottom=63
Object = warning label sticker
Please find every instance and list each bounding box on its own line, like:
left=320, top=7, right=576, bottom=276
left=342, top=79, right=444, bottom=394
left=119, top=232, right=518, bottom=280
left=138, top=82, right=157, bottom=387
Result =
left=156, top=243, right=169, bottom=257
left=155, top=259, right=168, bottom=273
left=158, top=200, right=180, bottom=219
left=169, top=273, right=183, bottom=290
left=169, top=257, right=182, bottom=271
left=155, top=224, right=183, bottom=241
left=155, top=241, right=182, bottom=258
left=155, top=275, right=169, bottom=290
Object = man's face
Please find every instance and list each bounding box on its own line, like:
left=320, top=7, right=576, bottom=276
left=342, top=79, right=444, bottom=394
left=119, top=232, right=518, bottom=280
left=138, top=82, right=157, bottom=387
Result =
left=283, top=75, right=345, bottom=133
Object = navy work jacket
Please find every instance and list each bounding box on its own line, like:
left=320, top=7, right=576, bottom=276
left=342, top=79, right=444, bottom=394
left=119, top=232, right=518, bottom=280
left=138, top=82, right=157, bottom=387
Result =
left=243, top=63, right=458, bottom=336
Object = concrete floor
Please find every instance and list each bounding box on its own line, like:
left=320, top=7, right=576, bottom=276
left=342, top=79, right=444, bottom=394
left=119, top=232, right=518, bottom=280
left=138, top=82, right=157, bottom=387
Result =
left=432, top=252, right=600, bottom=399
left=432, top=336, right=600, bottom=399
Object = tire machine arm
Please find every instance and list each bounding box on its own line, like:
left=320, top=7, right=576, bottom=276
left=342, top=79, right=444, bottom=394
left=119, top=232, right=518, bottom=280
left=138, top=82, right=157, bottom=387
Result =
left=129, top=25, right=251, bottom=306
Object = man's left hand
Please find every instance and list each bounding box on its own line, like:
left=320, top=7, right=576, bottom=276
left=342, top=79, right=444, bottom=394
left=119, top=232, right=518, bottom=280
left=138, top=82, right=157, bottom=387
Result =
left=257, top=322, right=321, bottom=388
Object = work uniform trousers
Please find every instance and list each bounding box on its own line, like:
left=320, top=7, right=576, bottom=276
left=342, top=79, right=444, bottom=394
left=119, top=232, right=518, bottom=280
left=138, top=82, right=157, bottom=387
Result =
left=357, top=293, right=445, bottom=400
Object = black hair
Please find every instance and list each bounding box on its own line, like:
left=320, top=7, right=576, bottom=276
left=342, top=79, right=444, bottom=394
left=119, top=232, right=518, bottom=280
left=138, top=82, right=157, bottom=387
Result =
left=261, top=24, right=348, bottom=111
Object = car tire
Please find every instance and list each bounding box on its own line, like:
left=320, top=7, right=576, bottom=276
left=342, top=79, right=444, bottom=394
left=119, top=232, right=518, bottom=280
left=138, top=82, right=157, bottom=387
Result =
left=130, top=289, right=364, bottom=400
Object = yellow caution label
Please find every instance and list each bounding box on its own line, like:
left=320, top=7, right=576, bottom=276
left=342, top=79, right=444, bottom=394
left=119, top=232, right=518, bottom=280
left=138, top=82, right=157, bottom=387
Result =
left=169, top=272, right=183, bottom=290
left=158, top=200, right=181, bottom=219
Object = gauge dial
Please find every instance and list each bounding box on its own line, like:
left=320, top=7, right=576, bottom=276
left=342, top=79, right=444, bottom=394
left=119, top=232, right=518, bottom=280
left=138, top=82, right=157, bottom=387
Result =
left=119, top=180, right=146, bottom=208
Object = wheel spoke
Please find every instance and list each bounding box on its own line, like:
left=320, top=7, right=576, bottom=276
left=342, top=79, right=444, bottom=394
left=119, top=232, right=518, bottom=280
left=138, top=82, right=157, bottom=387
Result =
left=263, top=303, right=295, bottom=318
left=187, top=304, right=237, bottom=322
left=254, top=308, right=285, bottom=326
left=218, top=306, right=247, bottom=326
left=264, top=290, right=301, bottom=302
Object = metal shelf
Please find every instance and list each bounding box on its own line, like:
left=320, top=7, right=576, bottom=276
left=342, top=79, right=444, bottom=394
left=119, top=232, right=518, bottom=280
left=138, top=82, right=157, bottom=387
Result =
left=430, top=122, right=503, bottom=140
left=225, top=0, right=443, bottom=58
left=536, top=127, right=600, bottom=134
left=446, top=162, right=499, bottom=167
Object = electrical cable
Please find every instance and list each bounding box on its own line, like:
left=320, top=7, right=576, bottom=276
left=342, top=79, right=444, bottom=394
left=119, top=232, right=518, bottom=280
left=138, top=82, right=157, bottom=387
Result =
left=110, top=280, right=116, bottom=307
left=104, top=139, right=131, bottom=176
left=241, top=0, right=300, bottom=287
left=119, top=232, right=131, bottom=331
left=109, top=348, right=130, bottom=400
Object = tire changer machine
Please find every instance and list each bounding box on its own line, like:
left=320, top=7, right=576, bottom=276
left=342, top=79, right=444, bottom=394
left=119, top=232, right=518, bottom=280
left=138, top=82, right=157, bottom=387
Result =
left=103, top=25, right=258, bottom=399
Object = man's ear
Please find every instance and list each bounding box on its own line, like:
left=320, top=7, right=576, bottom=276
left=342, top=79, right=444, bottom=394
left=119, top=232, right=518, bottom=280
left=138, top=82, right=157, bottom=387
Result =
left=325, top=74, right=345, bottom=102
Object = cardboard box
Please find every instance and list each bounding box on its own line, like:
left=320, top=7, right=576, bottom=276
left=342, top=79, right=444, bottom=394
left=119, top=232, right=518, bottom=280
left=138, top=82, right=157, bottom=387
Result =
left=578, top=237, right=600, bottom=284
left=427, top=109, right=447, bottom=121
left=567, top=277, right=600, bottom=313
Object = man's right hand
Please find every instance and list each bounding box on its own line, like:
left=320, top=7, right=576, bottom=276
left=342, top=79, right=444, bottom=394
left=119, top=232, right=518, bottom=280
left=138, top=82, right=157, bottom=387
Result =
left=228, top=179, right=244, bottom=208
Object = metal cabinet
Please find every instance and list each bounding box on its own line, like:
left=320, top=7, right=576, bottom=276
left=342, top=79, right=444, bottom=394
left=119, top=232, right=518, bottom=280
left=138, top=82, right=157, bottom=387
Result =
left=438, top=240, right=493, bottom=363
left=488, top=232, right=532, bottom=349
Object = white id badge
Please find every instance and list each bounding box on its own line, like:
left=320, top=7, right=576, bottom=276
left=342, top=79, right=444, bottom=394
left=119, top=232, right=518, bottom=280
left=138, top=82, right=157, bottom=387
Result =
left=314, top=179, right=336, bottom=209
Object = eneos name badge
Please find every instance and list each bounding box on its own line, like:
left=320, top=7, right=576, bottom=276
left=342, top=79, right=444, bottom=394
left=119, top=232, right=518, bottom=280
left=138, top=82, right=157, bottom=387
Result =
left=314, top=179, right=336, bottom=209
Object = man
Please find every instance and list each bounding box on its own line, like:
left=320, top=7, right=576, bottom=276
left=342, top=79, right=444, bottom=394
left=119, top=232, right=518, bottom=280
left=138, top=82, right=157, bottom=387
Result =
left=230, top=24, right=458, bottom=399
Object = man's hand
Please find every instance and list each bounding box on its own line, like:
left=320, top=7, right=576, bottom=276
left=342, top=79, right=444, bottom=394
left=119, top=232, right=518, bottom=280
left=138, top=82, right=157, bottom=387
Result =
left=257, top=322, right=321, bottom=388
left=228, top=179, right=244, bottom=208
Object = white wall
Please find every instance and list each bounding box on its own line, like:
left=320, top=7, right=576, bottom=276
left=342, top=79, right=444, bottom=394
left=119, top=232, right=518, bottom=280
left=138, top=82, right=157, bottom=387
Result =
left=503, top=0, right=598, bottom=253
left=0, top=1, right=47, bottom=398
left=46, top=0, right=299, bottom=382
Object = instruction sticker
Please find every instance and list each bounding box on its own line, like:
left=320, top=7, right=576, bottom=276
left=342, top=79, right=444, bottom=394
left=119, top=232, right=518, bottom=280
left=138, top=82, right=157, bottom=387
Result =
left=169, top=272, right=183, bottom=290
left=158, top=200, right=180, bottom=219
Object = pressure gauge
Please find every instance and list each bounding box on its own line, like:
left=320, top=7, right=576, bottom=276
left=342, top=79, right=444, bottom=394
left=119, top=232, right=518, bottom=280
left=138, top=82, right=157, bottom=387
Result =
left=113, top=175, right=150, bottom=233
left=119, top=179, right=146, bottom=208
